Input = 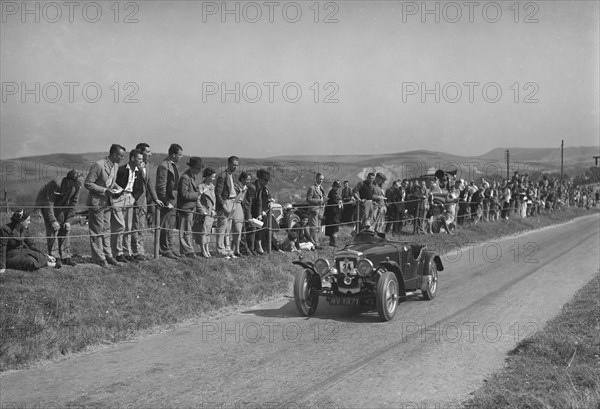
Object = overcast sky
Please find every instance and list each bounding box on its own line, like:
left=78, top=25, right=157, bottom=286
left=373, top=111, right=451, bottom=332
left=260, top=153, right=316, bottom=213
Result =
left=1, top=0, right=598, bottom=160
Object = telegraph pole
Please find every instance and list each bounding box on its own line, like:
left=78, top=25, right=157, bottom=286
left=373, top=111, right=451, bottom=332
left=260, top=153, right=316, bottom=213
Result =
left=560, top=140, right=564, bottom=184
left=505, top=149, right=510, bottom=179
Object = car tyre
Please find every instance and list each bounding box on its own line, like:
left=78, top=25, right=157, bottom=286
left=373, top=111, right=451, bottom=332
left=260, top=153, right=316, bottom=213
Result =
left=422, top=260, right=438, bottom=300
left=376, top=270, right=399, bottom=321
left=294, top=269, right=319, bottom=316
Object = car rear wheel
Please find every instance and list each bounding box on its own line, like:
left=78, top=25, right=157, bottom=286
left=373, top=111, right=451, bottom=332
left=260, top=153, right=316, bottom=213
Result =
left=422, top=261, right=438, bottom=300
left=376, top=270, right=399, bottom=321
left=294, top=269, right=319, bottom=316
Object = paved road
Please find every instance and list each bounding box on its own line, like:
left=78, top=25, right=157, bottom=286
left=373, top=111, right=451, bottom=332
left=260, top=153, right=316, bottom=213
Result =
left=2, top=214, right=599, bottom=408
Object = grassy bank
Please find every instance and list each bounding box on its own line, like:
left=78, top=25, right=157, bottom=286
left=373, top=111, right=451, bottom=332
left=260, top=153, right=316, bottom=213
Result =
left=0, top=207, right=597, bottom=371
left=463, top=272, right=600, bottom=409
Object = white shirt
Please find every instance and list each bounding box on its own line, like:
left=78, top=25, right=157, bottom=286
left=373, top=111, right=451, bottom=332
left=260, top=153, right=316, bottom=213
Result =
left=124, top=164, right=139, bottom=193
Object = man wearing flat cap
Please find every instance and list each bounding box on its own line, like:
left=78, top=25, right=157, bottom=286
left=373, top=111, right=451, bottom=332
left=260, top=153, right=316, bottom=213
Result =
left=178, top=157, right=202, bottom=258
left=35, top=169, right=83, bottom=268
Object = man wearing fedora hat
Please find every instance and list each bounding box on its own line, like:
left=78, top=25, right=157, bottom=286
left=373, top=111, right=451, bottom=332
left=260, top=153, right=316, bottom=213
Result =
left=177, top=156, right=202, bottom=258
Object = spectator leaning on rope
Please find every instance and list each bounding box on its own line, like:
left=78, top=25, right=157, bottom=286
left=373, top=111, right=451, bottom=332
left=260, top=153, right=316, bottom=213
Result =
left=34, top=169, right=82, bottom=268
left=84, top=144, right=126, bottom=268
left=156, top=143, right=183, bottom=260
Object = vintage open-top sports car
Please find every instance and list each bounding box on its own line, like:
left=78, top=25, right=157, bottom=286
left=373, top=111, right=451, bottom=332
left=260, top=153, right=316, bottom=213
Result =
left=292, top=230, right=444, bottom=321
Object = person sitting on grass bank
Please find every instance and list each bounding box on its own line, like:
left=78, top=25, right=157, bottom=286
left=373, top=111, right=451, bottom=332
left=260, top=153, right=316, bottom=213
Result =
left=0, top=210, right=58, bottom=273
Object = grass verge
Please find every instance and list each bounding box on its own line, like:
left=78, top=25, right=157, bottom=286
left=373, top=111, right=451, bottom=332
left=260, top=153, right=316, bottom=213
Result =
left=0, top=207, right=597, bottom=371
left=462, top=272, right=600, bottom=409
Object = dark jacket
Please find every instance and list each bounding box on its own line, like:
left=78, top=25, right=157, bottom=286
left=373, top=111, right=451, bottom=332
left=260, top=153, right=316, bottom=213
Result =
left=177, top=170, right=200, bottom=212
left=0, top=222, right=43, bottom=270
left=115, top=164, right=144, bottom=201
left=242, top=183, right=256, bottom=221
left=156, top=158, right=179, bottom=206
left=35, top=177, right=80, bottom=224
left=251, top=180, right=270, bottom=219
left=137, top=162, right=160, bottom=205
left=215, top=170, right=237, bottom=211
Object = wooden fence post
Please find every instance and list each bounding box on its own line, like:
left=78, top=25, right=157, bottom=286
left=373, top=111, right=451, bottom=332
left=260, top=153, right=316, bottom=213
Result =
left=154, top=206, right=160, bottom=259
left=267, top=208, right=272, bottom=256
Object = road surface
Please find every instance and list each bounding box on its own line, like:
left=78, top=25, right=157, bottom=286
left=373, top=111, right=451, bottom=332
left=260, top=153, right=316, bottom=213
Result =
left=2, top=214, right=599, bottom=408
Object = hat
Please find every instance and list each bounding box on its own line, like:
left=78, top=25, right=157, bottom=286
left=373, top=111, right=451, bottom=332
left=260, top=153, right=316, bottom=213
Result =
left=11, top=209, right=30, bottom=223
left=257, top=169, right=270, bottom=181
left=332, top=180, right=341, bottom=188
left=66, top=169, right=82, bottom=180
left=187, top=157, right=203, bottom=169
left=375, top=172, right=387, bottom=181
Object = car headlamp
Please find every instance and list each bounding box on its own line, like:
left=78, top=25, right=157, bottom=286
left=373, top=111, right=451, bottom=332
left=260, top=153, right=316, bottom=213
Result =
left=314, top=259, right=331, bottom=276
left=356, top=259, right=374, bottom=277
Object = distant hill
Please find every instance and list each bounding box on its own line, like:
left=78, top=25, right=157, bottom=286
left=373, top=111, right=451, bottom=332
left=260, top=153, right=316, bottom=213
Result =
left=1, top=146, right=598, bottom=208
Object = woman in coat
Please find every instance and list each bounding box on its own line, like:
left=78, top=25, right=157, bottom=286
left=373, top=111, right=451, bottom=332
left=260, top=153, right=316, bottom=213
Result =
left=324, top=180, right=343, bottom=247
left=195, top=167, right=216, bottom=258
left=0, top=210, right=56, bottom=273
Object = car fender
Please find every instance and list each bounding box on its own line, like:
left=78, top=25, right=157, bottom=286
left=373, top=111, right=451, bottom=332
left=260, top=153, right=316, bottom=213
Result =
left=422, top=251, right=444, bottom=272
left=292, top=260, right=315, bottom=271
left=377, top=261, right=406, bottom=295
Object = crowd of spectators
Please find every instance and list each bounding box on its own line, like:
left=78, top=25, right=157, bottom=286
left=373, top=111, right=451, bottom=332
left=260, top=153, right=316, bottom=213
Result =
left=1, top=146, right=598, bottom=273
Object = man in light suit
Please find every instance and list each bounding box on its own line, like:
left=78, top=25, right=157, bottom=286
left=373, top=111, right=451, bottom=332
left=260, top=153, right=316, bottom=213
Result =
left=131, top=143, right=163, bottom=261
left=214, top=156, right=239, bottom=257
left=306, top=173, right=325, bottom=249
left=111, top=149, right=144, bottom=263
left=84, top=144, right=126, bottom=267
left=156, top=143, right=183, bottom=259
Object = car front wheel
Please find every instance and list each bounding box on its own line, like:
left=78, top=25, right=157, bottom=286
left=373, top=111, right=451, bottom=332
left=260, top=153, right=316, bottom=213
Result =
left=294, top=269, right=319, bottom=316
left=376, top=270, right=399, bottom=321
left=422, top=260, right=438, bottom=300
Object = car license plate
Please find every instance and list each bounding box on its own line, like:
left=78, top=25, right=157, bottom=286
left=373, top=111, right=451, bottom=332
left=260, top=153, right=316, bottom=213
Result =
left=340, top=259, right=354, bottom=274
left=329, top=297, right=359, bottom=306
